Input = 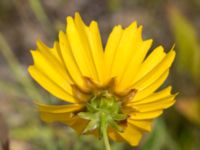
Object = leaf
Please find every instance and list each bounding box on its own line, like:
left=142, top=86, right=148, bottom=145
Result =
left=168, top=7, right=200, bottom=83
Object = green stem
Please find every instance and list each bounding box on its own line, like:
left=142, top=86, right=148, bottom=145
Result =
left=101, top=113, right=111, bottom=150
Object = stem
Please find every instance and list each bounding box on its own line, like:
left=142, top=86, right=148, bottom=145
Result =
left=101, top=113, right=111, bottom=150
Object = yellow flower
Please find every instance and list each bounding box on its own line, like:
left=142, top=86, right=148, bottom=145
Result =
left=28, top=12, right=177, bottom=147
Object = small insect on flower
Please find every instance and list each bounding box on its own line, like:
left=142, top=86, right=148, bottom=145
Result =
left=28, top=12, right=177, bottom=149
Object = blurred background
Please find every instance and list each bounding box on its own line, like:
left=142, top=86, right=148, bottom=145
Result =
left=0, top=0, right=200, bottom=150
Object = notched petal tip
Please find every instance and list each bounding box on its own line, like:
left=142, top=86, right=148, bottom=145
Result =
left=171, top=44, right=176, bottom=50
left=116, top=24, right=122, bottom=29
left=27, top=65, right=34, bottom=74
left=75, top=12, right=81, bottom=18
left=145, top=39, right=153, bottom=46
left=168, top=49, right=176, bottom=61
left=30, top=49, right=36, bottom=55
left=129, top=21, right=138, bottom=28
left=138, top=25, right=143, bottom=31
left=36, top=39, right=43, bottom=47
left=58, top=31, right=66, bottom=43
left=156, top=45, right=165, bottom=54
left=58, top=30, right=65, bottom=37
left=166, top=86, right=172, bottom=94
left=89, top=20, right=98, bottom=27
left=66, top=16, right=74, bottom=25
left=173, top=92, right=179, bottom=98
left=74, top=11, right=87, bottom=25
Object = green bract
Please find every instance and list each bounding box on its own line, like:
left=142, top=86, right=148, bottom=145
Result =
left=78, top=91, right=127, bottom=136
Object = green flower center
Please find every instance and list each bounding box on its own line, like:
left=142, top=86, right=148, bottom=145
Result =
left=78, top=90, right=127, bottom=137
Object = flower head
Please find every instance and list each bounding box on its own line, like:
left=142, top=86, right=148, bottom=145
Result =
left=28, top=12, right=177, bottom=147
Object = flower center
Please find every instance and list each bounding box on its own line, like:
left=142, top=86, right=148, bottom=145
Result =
left=78, top=90, right=127, bottom=136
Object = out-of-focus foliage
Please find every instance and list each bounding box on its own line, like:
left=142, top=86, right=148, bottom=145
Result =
left=169, top=7, right=200, bottom=85
left=176, top=97, right=200, bottom=126
left=0, top=33, right=43, bottom=101
left=0, top=0, right=200, bottom=150
left=141, top=120, right=180, bottom=150
left=169, top=8, right=200, bottom=127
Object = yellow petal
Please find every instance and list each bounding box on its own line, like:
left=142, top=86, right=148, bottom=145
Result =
left=132, top=49, right=176, bottom=91
left=74, top=12, right=89, bottom=45
left=39, top=112, right=88, bottom=134
left=128, top=86, right=172, bottom=105
left=41, top=114, right=88, bottom=135
left=133, top=70, right=169, bottom=101
left=116, top=39, right=153, bottom=92
left=36, top=40, right=73, bottom=84
left=109, top=22, right=138, bottom=80
left=58, top=31, right=88, bottom=92
left=104, top=25, right=123, bottom=82
left=130, top=46, right=166, bottom=85
left=118, top=124, right=143, bottom=146
left=130, top=110, right=163, bottom=120
left=37, top=103, right=88, bottom=134
left=69, top=116, right=89, bottom=134
left=30, top=50, right=73, bottom=95
left=28, top=66, right=76, bottom=103
left=87, top=21, right=105, bottom=84
left=108, top=128, right=124, bottom=142
left=50, top=41, right=62, bottom=63
left=133, top=95, right=176, bottom=112
left=36, top=103, right=84, bottom=113
left=39, top=111, right=74, bottom=124
left=128, top=119, right=152, bottom=132
left=74, top=13, right=106, bottom=84
left=74, top=13, right=100, bottom=82
left=66, top=16, right=96, bottom=81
